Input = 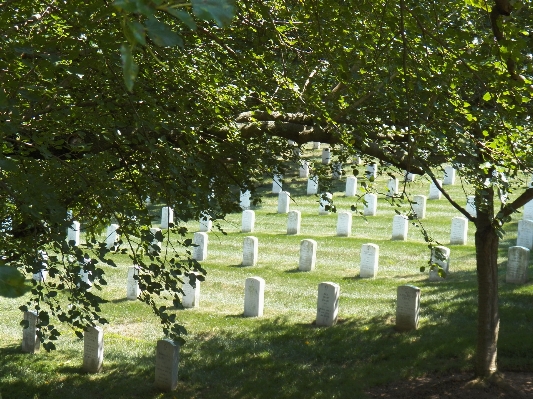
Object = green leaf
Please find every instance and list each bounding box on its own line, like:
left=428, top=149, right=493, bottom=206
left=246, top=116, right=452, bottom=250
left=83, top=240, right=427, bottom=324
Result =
left=145, top=16, right=184, bottom=47
left=120, top=44, right=138, bottom=92
left=113, top=0, right=154, bottom=16
left=192, top=0, right=235, bottom=28
left=482, top=92, right=491, bottom=101
left=0, top=266, right=29, bottom=298
left=127, top=20, right=146, bottom=46
left=165, top=8, right=197, bottom=30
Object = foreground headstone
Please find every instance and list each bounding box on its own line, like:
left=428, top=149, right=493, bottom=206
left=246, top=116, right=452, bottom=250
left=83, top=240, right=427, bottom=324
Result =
left=517, top=219, right=533, bottom=249
left=412, top=195, right=426, bottom=219
left=333, top=212, right=350, bottom=237
left=272, top=174, right=283, bottom=194
left=299, top=161, right=310, bottom=178
left=319, top=192, right=333, bottom=215
left=199, top=214, right=212, bottom=232
left=182, top=273, right=200, bottom=308
left=83, top=326, right=104, bottom=373
left=363, top=193, right=377, bottom=216
left=360, top=243, right=379, bottom=278
left=307, top=176, right=319, bottom=195
left=322, top=148, right=331, bottom=165
left=126, top=266, right=140, bottom=300
left=396, top=285, right=420, bottom=331
left=278, top=191, right=291, bottom=214
left=240, top=190, right=251, bottom=210
left=192, top=232, right=208, bottom=261
left=21, top=311, right=40, bottom=354
left=450, top=217, right=468, bottom=245
left=241, top=210, right=255, bottom=233
left=105, top=224, right=119, bottom=249
left=506, top=246, right=530, bottom=284
left=154, top=339, right=179, bottom=391
left=160, top=207, right=174, bottom=229
left=67, top=221, right=80, bottom=246
left=387, top=178, right=399, bottom=197
left=316, top=282, right=340, bottom=327
left=287, top=210, right=301, bottom=235
left=345, top=176, right=357, bottom=197
left=149, top=227, right=162, bottom=255
left=244, top=277, right=265, bottom=317
left=299, top=239, right=317, bottom=271
left=429, top=246, right=451, bottom=281
left=443, top=166, right=456, bottom=185
left=391, top=215, right=408, bottom=241
left=524, top=199, right=533, bottom=220
left=242, top=236, right=259, bottom=266
left=466, top=196, right=477, bottom=218
left=365, top=164, right=377, bottom=180
left=429, top=180, right=442, bottom=200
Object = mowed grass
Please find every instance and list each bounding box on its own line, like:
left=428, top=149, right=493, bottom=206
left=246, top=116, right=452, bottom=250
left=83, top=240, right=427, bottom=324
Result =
left=1, top=148, right=533, bottom=399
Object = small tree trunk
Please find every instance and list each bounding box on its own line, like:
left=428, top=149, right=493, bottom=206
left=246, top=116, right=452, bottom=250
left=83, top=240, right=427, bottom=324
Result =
left=474, top=189, right=499, bottom=378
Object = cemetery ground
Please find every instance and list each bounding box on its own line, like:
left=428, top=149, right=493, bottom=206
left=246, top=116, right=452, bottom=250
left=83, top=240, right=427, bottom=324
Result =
left=1, top=152, right=533, bottom=398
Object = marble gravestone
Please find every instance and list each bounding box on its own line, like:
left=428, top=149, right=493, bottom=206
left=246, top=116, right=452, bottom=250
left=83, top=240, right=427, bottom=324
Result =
left=21, top=310, right=40, bottom=354
left=365, top=164, right=377, bottom=180
left=360, top=243, right=379, bottom=278
left=316, top=282, right=340, bottom=327
left=313, top=142, right=321, bottom=149
left=332, top=162, right=342, bottom=179
left=160, top=207, right=174, bottom=229
left=466, top=195, right=477, bottom=218
left=287, top=210, right=301, bottom=235
left=149, top=227, right=162, bottom=255
left=523, top=199, right=533, bottom=220
left=336, top=211, right=352, bottom=237
left=396, top=285, right=420, bottom=331
left=240, top=190, right=251, bottom=210
left=345, top=176, right=357, bottom=197
left=307, top=176, right=319, bottom=195
left=277, top=191, right=291, bottom=214
left=272, top=174, right=283, bottom=194
left=429, top=246, right=451, bottom=281
left=299, top=239, right=317, bottom=271
left=192, top=232, right=208, bottom=261
left=78, top=256, right=93, bottom=289
left=67, top=221, right=80, bottom=246
left=506, top=246, right=530, bottom=284
left=242, top=236, right=259, bottom=266
left=318, top=192, right=333, bottom=215
left=429, top=180, right=442, bottom=200
left=517, top=219, right=533, bottom=250
left=363, top=193, right=377, bottom=216
left=404, top=171, right=416, bottom=182
left=322, top=148, right=331, bottom=165
left=299, top=160, right=310, bottom=178
left=199, top=214, right=212, bottom=232
left=32, top=250, right=48, bottom=282
left=83, top=326, right=104, bottom=373
left=105, top=224, right=119, bottom=250
left=443, top=166, right=456, bottom=185
left=387, top=178, right=399, bottom=197
left=244, top=277, right=265, bottom=317
left=241, top=210, right=255, bottom=233
left=182, top=273, right=200, bottom=308
left=391, top=215, right=408, bottom=241
left=126, top=266, right=140, bottom=300
left=412, top=195, right=426, bottom=219
left=450, top=216, right=468, bottom=245
left=154, top=339, right=180, bottom=391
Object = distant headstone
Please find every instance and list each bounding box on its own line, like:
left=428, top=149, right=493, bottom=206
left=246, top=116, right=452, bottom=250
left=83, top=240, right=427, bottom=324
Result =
left=316, top=282, right=340, bottom=327
left=199, top=214, right=212, bottom=232
left=242, top=236, right=259, bottom=266
left=517, top=219, right=533, bottom=249
left=105, top=224, right=119, bottom=249
left=412, top=195, right=426, bottom=219
left=387, top=178, right=399, bottom=197
left=241, top=210, right=255, bottom=233
left=319, top=192, right=333, bottom=215
left=466, top=195, right=477, bottom=218
left=83, top=326, right=104, bottom=373
left=360, top=243, right=379, bottom=278
left=160, top=207, right=174, bottom=229
left=78, top=256, right=93, bottom=289
left=345, top=176, right=357, bottom=197
left=149, top=227, right=162, bottom=255
left=321, top=148, right=331, bottom=165
left=391, top=215, right=408, bottom=241
left=353, top=156, right=362, bottom=165
left=272, top=174, right=283, bottom=194
left=240, top=190, right=251, bottom=210
left=365, top=164, right=377, bottom=180
left=506, top=246, right=530, bottom=284
left=313, top=142, right=321, bottom=149
left=332, top=162, right=342, bottom=179
left=396, top=285, right=420, bottom=331
left=450, top=217, right=468, bottom=245
left=443, top=166, right=456, bottom=185
left=21, top=310, right=40, bottom=354
left=307, top=176, right=319, bottom=195
left=429, top=180, right=442, bottom=199
left=404, top=171, right=416, bottom=182
left=154, top=339, right=179, bottom=391
left=67, top=221, right=80, bottom=246
left=299, top=239, right=317, bottom=271
left=336, top=212, right=352, bottom=237
left=126, top=266, right=140, bottom=300
left=277, top=191, right=291, bottom=214
left=523, top=199, right=533, bottom=220
left=244, top=277, right=265, bottom=317
left=429, top=246, right=451, bottom=281
left=299, top=161, right=310, bottom=178
left=192, top=232, right=208, bottom=261
left=182, top=273, right=200, bottom=308
left=32, top=250, right=48, bottom=282
left=287, top=210, right=301, bottom=235
left=363, top=193, right=377, bottom=216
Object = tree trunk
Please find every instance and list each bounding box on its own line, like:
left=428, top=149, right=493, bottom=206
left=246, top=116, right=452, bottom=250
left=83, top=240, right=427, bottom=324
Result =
left=474, top=189, right=500, bottom=378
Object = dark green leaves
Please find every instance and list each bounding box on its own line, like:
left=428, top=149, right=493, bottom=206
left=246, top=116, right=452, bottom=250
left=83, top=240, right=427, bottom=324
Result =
left=192, top=0, right=235, bottom=28
left=120, top=44, right=138, bottom=92
left=0, top=265, right=29, bottom=298
left=145, top=16, right=184, bottom=47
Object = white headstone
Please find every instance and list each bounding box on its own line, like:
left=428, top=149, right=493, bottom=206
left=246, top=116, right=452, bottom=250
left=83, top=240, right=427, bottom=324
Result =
left=277, top=191, right=291, bottom=214
left=272, top=174, right=283, bottom=194
left=345, top=176, right=357, bottom=197
left=287, top=210, right=301, bottom=235
left=126, top=266, right=140, bottom=300
left=299, top=239, right=317, bottom=271
left=396, top=285, right=420, bottom=331
left=105, top=224, right=119, bottom=249
left=360, top=243, right=379, bottom=278
left=21, top=310, right=40, bottom=354
left=67, top=221, right=80, bottom=246
left=240, top=190, right=251, bottom=210
left=83, top=326, right=104, bottom=373
left=199, top=214, right=212, bottom=232
left=182, top=273, right=200, bottom=308
left=32, top=250, right=48, bottom=282
left=466, top=195, right=477, bottom=218
left=160, top=207, right=174, bottom=229
left=506, top=246, right=530, bottom=284
left=78, top=256, right=93, bottom=289
left=154, top=339, right=179, bottom=391
left=450, top=217, right=468, bottom=245
left=241, top=210, right=255, bottom=233
left=149, top=227, right=162, bottom=255
left=307, top=176, right=319, bottom=195
left=244, top=277, right=265, bottom=317
left=412, top=195, right=426, bottom=219
left=332, top=162, right=342, bottom=179
left=387, top=178, right=399, bottom=197
left=319, top=192, right=333, bottom=215
left=524, top=199, right=533, bottom=220
left=316, top=282, right=340, bottom=327
left=336, top=212, right=352, bottom=237
left=242, top=236, right=258, bottom=266
left=363, top=193, right=377, bottom=216
left=192, top=232, right=208, bottom=261
left=404, top=171, right=416, bottom=182
left=299, top=161, right=310, bottom=178
left=443, top=166, right=456, bottom=185
left=353, top=156, right=362, bottom=165
left=517, top=219, right=533, bottom=249
left=391, top=215, right=408, bottom=241
left=365, top=164, right=377, bottom=180
left=321, top=148, right=331, bottom=165
left=313, top=142, right=321, bottom=149
left=429, top=246, right=451, bottom=281
left=429, top=180, right=442, bottom=200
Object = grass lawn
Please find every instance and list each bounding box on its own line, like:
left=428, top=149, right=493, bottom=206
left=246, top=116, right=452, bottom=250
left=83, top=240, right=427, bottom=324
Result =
left=1, top=147, right=532, bottom=399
